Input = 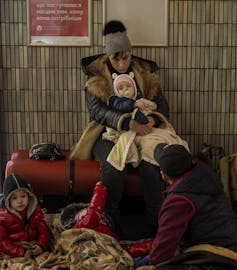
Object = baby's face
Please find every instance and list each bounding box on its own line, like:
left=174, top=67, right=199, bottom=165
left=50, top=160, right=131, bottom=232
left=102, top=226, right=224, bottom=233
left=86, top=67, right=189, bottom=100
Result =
left=117, top=81, right=135, bottom=98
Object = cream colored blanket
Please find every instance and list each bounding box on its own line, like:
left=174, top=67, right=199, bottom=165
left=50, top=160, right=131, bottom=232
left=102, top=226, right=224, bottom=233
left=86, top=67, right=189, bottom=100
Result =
left=106, top=123, right=189, bottom=171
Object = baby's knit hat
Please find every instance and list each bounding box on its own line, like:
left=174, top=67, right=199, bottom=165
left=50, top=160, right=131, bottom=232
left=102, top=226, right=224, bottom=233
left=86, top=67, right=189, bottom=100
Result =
left=104, top=20, right=131, bottom=56
left=154, top=143, right=193, bottom=178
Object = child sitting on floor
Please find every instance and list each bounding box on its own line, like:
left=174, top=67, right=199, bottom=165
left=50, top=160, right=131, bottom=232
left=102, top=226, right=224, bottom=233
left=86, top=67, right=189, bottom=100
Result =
left=0, top=174, right=51, bottom=258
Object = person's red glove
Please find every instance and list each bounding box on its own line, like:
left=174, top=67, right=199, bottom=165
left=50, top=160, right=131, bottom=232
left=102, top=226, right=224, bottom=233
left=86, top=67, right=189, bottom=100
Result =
left=120, top=239, right=153, bottom=257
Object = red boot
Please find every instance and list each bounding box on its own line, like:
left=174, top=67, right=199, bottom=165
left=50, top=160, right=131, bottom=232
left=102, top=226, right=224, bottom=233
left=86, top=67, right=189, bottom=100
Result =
left=74, top=182, right=107, bottom=229
left=120, top=239, right=153, bottom=257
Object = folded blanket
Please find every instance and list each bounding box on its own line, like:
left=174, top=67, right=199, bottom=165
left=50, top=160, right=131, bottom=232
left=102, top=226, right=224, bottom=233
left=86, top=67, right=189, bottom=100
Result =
left=107, top=122, right=189, bottom=171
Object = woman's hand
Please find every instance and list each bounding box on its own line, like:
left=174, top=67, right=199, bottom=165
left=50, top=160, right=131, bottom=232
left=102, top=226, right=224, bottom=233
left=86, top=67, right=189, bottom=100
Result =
left=147, top=116, right=155, bottom=127
left=129, top=119, right=153, bottom=136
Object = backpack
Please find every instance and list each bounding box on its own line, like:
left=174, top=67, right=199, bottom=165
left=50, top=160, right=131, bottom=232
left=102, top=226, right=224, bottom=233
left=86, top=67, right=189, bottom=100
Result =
left=197, top=143, right=225, bottom=174
left=198, top=143, right=237, bottom=214
left=29, top=142, right=65, bottom=160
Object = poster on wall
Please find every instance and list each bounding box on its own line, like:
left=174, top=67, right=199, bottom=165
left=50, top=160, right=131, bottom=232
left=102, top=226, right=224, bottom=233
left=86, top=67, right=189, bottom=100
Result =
left=103, top=0, right=168, bottom=46
left=27, top=0, right=91, bottom=46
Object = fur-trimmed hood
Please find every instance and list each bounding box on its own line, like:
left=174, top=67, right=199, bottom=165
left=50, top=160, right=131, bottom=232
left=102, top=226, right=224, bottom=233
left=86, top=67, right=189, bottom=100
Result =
left=82, top=54, right=160, bottom=103
left=1, top=174, right=38, bottom=219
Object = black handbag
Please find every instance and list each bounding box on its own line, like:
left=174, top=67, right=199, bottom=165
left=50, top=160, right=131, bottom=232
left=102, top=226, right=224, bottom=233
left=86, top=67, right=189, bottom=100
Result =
left=29, top=142, right=65, bottom=160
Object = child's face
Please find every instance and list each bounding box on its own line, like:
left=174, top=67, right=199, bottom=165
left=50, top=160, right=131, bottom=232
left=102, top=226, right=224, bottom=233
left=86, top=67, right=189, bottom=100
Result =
left=10, top=189, right=29, bottom=212
left=117, top=80, right=135, bottom=98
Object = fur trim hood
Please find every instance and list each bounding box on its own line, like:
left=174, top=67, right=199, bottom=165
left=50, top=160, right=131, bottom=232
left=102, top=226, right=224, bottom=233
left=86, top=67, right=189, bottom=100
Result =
left=83, top=55, right=160, bottom=103
left=1, top=174, right=38, bottom=219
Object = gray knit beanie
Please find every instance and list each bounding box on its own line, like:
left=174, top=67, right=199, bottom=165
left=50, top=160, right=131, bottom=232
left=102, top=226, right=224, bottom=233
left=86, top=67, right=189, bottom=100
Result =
left=105, top=31, right=131, bottom=56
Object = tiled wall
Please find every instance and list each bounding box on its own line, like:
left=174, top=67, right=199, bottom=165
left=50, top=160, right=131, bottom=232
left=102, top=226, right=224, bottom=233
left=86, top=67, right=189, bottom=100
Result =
left=0, top=0, right=237, bottom=181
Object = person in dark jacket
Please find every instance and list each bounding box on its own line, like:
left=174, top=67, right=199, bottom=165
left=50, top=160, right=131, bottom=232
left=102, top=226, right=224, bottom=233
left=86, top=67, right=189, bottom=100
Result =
left=70, top=20, right=170, bottom=238
left=0, top=174, right=51, bottom=258
left=135, top=143, right=237, bottom=269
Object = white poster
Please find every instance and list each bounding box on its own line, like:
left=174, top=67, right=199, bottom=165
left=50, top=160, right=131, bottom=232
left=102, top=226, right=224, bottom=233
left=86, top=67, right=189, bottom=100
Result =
left=103, top=0, right=168, bottom=47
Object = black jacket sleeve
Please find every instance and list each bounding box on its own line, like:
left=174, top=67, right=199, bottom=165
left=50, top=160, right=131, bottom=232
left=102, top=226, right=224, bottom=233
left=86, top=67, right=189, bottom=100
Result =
left=108, top=96, right=136, bottom=113
left=152, top=88, right=169, bottom=119
left=86, top=90, right=129, bottom=130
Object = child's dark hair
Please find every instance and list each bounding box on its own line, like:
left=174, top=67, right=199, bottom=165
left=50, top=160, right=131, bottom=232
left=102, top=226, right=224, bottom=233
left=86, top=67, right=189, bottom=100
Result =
left=103, top=20, right=126, bottom=35
left=60, top=202, right=88, bottom=230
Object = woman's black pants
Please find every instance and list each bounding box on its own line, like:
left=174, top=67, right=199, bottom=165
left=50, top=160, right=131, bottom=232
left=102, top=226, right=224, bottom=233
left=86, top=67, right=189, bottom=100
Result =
left=93, top=137, right=165, bottom=236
